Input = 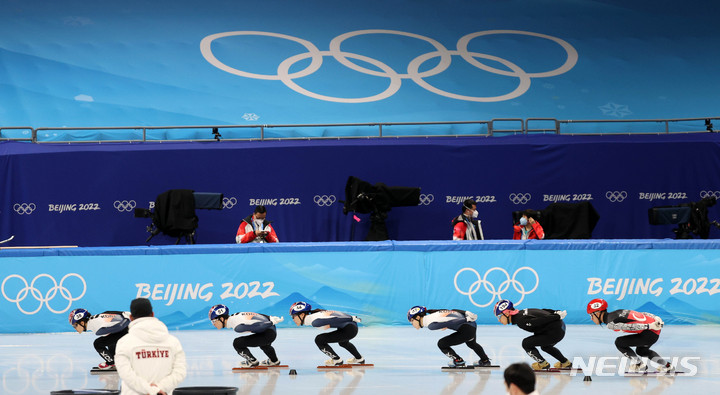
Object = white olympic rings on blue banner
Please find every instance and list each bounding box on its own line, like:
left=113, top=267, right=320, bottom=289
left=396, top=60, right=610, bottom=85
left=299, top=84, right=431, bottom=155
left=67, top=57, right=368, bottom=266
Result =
left=1, top=273, right=87, bottom=315
left=200, top=29, right=578, bottom=103
left=454, top=266, right=539, bottom=307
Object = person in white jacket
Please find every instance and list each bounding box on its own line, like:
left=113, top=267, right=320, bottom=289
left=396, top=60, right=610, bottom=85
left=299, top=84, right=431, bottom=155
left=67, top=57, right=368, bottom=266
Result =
left=115, top=298, right=186, bottom=395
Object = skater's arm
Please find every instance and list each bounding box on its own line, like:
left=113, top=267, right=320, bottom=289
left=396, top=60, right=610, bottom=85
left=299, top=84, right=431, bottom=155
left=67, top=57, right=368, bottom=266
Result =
left=607, top=317, right=649, bottom=332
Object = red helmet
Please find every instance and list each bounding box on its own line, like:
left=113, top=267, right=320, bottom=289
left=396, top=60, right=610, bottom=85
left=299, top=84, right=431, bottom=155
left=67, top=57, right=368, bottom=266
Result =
left=587, top=298, right=608, bottom=314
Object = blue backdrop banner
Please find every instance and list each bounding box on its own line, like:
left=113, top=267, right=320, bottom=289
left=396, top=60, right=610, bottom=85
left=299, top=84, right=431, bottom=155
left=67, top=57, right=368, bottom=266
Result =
left=2, top=134, right=720, bottom=247
left=1, top=240, right=719, bottom=333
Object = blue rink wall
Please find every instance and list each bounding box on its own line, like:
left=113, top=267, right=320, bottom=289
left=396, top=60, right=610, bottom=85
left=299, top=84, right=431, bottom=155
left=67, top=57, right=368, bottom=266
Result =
left=2, top=240, right=720, bottom=334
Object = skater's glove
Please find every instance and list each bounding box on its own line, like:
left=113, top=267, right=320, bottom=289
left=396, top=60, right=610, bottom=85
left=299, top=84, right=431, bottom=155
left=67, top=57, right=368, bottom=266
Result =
left=270, top=316, right=284, bottom=325
left=555, top=310, right=567, bottom=320
left=352, top=316, right=362, bottom=323
left=649, top=319, right=664, bottom=331
left=465, top=311, right=477, bottom=322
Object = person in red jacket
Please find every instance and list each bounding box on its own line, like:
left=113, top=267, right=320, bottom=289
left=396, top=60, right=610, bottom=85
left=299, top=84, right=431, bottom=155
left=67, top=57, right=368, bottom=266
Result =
left=452, top=199, right=484, bottom=240
left=236, top=205, right=279, bottom=243
left=587, top=298, right=674, bottom=373
left=513, top=210, right=544, bottom=240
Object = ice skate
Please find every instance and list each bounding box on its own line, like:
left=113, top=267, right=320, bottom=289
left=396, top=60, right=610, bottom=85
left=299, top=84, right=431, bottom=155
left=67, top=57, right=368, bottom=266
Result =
left=259, top=359, right=280, bottom=367
left=628, top=362, right=647, bottom=373
left=554, top=360, right=572, bottom=369
left=325, top=357, right=344, bottom=366
left=239, top=359, right=260, bottom=368
left=448, top=357, right=465, bottom=368
left=97, top=362, right=116, bottom=370
left=346, top=357, right=365, bottom=364
left=473, top=359, right=494, bottom=367
left=656, top=363, right=675, bottom=374
left=531, top=361, right=551, bottom=370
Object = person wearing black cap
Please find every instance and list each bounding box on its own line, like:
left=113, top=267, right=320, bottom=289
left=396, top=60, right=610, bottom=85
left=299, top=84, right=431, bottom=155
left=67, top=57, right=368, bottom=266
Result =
left=115, top=298, right=187, bottom=395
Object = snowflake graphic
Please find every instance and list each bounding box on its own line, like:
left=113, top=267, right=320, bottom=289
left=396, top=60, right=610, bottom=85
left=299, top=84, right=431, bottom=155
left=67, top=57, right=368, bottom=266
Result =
left=598, top=102, right=632, bottom=118
left=242, top=113, right=259, bottom=121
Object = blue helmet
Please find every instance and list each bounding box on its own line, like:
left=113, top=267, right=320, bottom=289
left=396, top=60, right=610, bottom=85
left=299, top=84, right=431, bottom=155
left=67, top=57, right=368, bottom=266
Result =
left=289, top=301, right=311, bottom=316
left=208, top=304, right=229, bottom=320
left=68, top=308, right=90, bottom=325
left=407, top=306, right=427, bottom=322
left=494, top=300, right=514, bottom=316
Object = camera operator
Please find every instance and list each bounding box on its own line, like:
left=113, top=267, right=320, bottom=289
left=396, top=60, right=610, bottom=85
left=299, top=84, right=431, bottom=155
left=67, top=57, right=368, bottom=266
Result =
left=236, top=205, right=279, bottom=243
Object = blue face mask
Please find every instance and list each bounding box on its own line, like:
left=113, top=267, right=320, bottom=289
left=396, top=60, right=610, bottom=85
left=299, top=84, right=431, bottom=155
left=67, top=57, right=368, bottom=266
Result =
left=519, top=217, right=528, bottom=226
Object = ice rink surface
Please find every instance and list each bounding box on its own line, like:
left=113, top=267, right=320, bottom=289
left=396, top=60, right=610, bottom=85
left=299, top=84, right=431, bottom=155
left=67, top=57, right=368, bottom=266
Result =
left=1, top=325, right=718, bottom=394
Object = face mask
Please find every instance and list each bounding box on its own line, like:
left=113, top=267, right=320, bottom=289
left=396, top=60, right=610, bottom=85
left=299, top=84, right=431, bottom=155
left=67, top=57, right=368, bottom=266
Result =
left=254, top=219, right=264, bottom=230
left=472, top=210, right=479, bottom=219
left=519, top=217, right=528, bottom=226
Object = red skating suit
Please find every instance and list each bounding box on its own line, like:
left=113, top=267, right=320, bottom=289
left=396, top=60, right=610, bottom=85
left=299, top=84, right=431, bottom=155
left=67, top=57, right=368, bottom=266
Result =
left=606, top=310, right=662, bottom=335
left=227, top=312, right=275, bottom=334
left=86, top=311, right=130, bottom=336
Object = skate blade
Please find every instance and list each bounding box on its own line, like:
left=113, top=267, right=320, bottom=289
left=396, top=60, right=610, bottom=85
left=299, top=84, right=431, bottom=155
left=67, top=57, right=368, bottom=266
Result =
left=232, top=366, right=269, bottom=372
left=265, top=365, right=289, bottom=369
left=624, top=371, right=684, bottom=376
left=349, top=363, right=374, bottom=368
left=317, top=364, right=352, bottom=369
left=474, top=365, right=501, bottom=368
left=441, top=366, right=475, bottom=370
left=90, top=368, right=117, bottom=375
left=533, top=368, right=562, bottom=373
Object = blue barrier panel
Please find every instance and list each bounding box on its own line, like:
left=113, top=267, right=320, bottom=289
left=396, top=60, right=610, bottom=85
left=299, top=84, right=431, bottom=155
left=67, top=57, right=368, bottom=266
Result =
left=1, top=240, right=719, bottom=333
left=2, top=134, right=720, bottom=247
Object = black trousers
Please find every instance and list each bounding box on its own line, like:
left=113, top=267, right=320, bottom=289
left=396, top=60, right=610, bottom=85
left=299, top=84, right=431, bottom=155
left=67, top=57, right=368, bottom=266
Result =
left=233, top=328, right=279, bottom=362
left=521, top=321, right=568, bottom=363
left=615, top=330, right=667, bottom=365
left=93, top=328, right=128, bottom=364
left=315, top=323, right=362, bottom=360
left=437, top=323, right=489, bottom=361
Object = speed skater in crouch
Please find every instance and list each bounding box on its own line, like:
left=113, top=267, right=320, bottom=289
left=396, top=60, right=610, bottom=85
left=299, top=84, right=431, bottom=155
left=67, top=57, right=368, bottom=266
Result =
left=494, top=300, right=572, bottom=370
left=289, top=301, right=365, bottom=366
left=407, top=306, right=492, bottom=368
left=587, top=298, right=675, bottom=373
left=69, top=308, right=130, bottom=371
left=208, top=304, right=284, bottom=367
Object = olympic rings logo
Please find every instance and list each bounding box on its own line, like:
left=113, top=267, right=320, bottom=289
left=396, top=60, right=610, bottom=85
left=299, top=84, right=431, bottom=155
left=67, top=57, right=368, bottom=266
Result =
left=13, top=203, right=36, bottom=215
left=223, top=197, right=237, bottom=209
left=314, top=195, right=336, bottom=206
left=113, top=200, right=136, bottom=212
left=454, top=266, right=539, bottom=307
left=605, top=191, right=628, bottom=203
left=509, top=193, right=531, bottom=205
left=418, top=194, right=434, bottom=206
left=200, top=29, right=578, bottom=103
left=1, top=273, right=87, bottom=315
left=700, top=191, right=720, bottom=199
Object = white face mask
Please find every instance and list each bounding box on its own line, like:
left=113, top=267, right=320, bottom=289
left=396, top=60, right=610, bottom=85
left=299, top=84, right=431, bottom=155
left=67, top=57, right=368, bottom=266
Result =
left=254, top=219, right=264, bottom=230
left=519, top=217, right=528, bottom=226
left=472, top=210, right=479, bottom=219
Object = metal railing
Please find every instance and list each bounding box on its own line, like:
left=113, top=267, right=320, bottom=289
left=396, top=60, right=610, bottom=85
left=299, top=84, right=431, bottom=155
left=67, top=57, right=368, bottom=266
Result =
left=1, top=117, right=717, bottom=143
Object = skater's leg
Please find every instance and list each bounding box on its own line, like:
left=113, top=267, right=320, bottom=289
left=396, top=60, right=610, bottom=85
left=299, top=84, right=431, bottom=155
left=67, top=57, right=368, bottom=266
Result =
left=315, top=331, right=341, bottom=359
left=633, top=331, right=668, bottom=367
left=336, top=324, right=362, bottom=359
left=615, top=334, right=643, bottom=362
left=437, top=329, right=469, bottom=360
left=457, top=324, right=489, bottom=361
